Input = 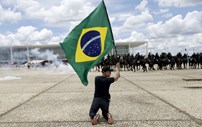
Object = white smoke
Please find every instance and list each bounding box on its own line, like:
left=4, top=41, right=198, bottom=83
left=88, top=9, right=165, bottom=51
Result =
left=0, top=76, right=21, bottom=81
left=30, top=48, right=58, bottom=61
left=29, top=48, right=74, bottom=74
left=0, top=47, right=75, bottom=74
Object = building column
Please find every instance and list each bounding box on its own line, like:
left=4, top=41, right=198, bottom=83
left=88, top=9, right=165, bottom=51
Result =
left=10, top=46, right=13, bottom=64
left=128, top=44, right=130, bottom=54
left=27, top=46, right=30, bottom=62
left=145, top=42, right=148, bottom=57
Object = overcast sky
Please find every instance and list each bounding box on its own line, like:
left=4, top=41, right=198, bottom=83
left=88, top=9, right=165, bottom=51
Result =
left=0, top=0, right=202, bottom=55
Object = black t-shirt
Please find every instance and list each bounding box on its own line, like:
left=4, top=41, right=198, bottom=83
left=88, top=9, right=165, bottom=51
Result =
left=94, top=76, right=115, bottom=100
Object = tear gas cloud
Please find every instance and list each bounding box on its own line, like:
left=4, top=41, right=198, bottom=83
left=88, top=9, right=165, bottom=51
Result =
left=0, top=48, right=75, bottom=80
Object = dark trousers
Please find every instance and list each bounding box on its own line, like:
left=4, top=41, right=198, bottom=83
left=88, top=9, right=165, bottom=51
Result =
left=89, top=97, right=110, bottom=120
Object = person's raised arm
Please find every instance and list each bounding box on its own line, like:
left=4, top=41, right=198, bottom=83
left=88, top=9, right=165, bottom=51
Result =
left=114, top=63, right=120, bottom=81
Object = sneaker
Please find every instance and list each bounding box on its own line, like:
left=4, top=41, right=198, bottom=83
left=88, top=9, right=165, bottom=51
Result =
left=107, top=113, right=113, bottom=124
left=91, top=114, right=100, bottom=125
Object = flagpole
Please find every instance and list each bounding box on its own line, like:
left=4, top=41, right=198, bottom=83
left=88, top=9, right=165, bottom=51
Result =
left=102, top=0, right=118, bottom=59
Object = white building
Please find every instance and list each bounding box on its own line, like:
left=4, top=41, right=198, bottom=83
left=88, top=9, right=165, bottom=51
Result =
left=0, top=41, right=147, bottom=64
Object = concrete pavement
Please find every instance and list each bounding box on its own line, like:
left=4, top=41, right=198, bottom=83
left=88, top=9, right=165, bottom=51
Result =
left=0, top=68, right=202, bottom=127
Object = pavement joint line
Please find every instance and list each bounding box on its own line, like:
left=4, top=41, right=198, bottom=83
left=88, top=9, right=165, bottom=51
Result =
left=0, top=93, right=41, bottom=94
left=0, top=90, right=148, bottom=95
left=0, top=119, right=194, bottom=124
left=121, top=76, right=202, bottom=126
left=0, top=74, right=75, bottom=119
left=165, top=72, right=197, bottom=79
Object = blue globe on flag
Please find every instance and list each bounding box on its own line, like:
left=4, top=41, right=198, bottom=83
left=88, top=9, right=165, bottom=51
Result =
left=80, top=30, right=101, bottom=57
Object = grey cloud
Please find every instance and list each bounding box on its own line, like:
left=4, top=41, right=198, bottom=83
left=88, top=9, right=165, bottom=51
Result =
left=0, top=4, right=21, bottom=24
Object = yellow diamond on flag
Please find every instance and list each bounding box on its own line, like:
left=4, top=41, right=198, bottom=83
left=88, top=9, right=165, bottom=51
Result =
left=75, top=27, right=107, bottom=62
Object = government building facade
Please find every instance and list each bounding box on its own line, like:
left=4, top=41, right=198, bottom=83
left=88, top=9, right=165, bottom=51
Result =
left=0, top=41, right=147, bottom=65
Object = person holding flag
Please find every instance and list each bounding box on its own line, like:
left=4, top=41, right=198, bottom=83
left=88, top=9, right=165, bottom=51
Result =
left=60, top=0, right=117, bottom=86
left=60, top=0, right=120, bottom=125
left=89, top=63, right=120, bottom=125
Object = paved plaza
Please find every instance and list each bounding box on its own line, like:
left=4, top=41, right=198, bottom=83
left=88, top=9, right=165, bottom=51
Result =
left=0, top=67, right=202, bottom=127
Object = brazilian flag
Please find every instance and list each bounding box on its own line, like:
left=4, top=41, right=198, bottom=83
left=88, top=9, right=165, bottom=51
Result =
left=60, top=0, right=115, bottom=86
